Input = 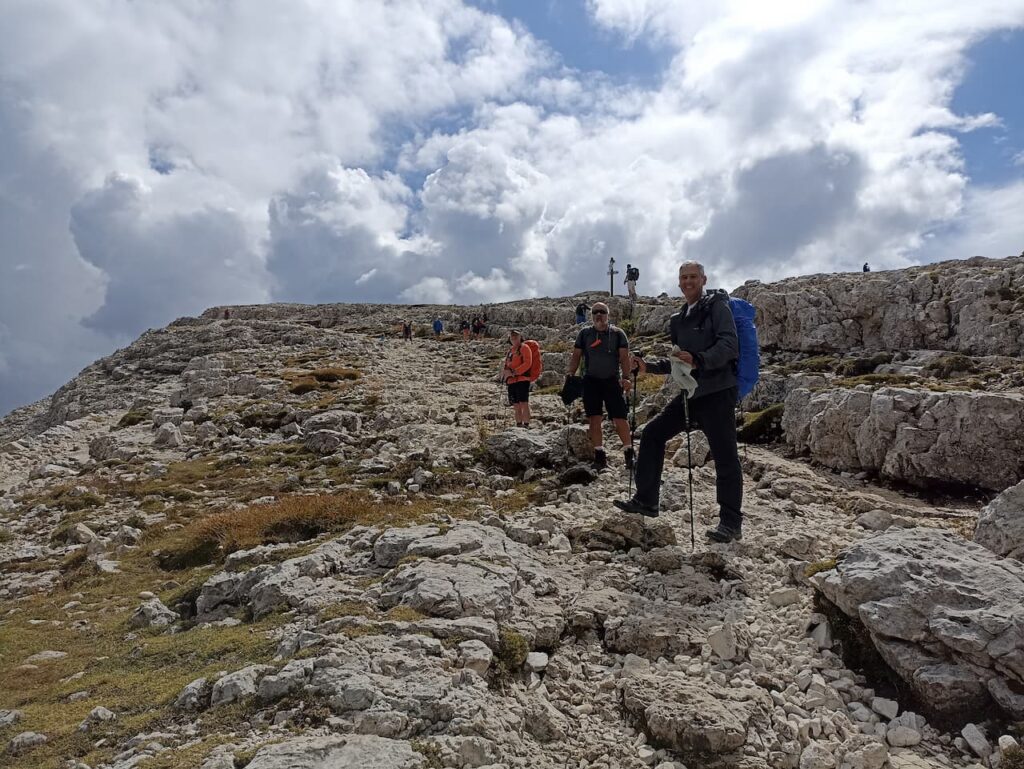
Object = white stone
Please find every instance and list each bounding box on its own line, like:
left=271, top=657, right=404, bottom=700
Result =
left=961, top=723, right=992, bottom=759
left=870, top=697, right=898, bottom=721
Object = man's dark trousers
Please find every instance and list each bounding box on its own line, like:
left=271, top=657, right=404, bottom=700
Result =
left=633, top=386, right=743, bottom=530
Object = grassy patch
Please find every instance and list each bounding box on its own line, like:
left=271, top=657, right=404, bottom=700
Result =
left=28, top=484, right=105, bottom=513
left=0, top=543, right=285, bottom=769
left=836, top=352, right=893, bottom=377
left=117, top=409, right=149, bottom=428
left=784, top=356, right=839, bottom=374
left=635, top=373, right=663, bottom=394
left=545, top=340, right=570, bottom=353
left=0, top=527, right=12, bottom=543
left=310, top=367, right=361, bottom=383
left=738, top=403, right=784, bottom=444
left=411, top=740, right=445, bottom=769
left=804, top=558, right=837, bottom=578
left=111, top=457, right=288, bottom=504
left=157, top=492, right=447, bottom=569
left=833, top=373, right=920, bottom=389
left=492, top=626, right=529, bottom=684
left=922, top=354, right=978, bottom=379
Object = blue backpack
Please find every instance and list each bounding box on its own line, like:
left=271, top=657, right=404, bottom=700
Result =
left=728, top=297, right=759, bottom=402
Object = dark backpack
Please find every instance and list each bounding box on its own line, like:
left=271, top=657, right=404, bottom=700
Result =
left=628, top=267, right=639, bottom=281
left=575, top=303, right=588, bottom=316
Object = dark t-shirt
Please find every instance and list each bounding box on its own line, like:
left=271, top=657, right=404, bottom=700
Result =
left=574, top=325, right=628, bottom=379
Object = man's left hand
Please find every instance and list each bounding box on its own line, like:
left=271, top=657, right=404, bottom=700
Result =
left=673, top=350, right=697, bottom=368
left=621, top=378, right=632, bottom=392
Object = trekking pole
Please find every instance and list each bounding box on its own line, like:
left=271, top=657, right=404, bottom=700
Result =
left=628, top=365, right=639, bottom=498
left=684, top=393, right=695, bottom=552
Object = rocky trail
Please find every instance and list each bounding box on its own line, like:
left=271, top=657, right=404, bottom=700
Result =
left=1, top=256, right=1023, bottom=769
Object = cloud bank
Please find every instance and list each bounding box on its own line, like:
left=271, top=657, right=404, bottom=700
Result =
left=2, top=0, right=1023, bottom=414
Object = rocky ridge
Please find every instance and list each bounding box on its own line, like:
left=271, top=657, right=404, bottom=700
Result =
left=0, top=255, right=1022, bottom=769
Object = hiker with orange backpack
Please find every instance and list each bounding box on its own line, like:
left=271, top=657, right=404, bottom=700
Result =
left=501, top=330, right=542, bottom=428
left=564, top=302, right=634, bottom=471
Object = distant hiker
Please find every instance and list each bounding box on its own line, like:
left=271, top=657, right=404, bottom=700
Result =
left=565, top=302, right=634, bottom=471
left=460, top=319, right=471, bottom=340
left=502, top=330, right=535, bottom=428
left=863, top=262, right=870, bottom=273
left=432, top=318, right=443, bottom=337
left=615, top=261, right=744, bottom=544
left=223, top=308, right=230, bottom=320
left=625, top=264, right=639, bottom=301
left=574, top=301, right=590, bottom=325
left=402, top=321, right=412, bottom=342
left=472, top=316, right=484, bottom=339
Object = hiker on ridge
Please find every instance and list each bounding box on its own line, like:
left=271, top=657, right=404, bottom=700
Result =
left=501, top=329, right=534, bottom=428
left=615, top=261, right=744, bottom=543
left=624, top=264, right=639, bottom=301
left=432, top=318, right=443, bottom=337
left=565, top=302, right=634, bottom=471
left=574, top=301, right=590, bottom=325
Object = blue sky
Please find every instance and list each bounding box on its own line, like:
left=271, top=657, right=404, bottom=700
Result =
left=951, top=29, right=1024, bottom=186
left=475, top=0, right=672, bottom=86
left=2, top=0, right=1024, bottom=417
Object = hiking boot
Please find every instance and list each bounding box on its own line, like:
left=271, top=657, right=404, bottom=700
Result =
left=705, top=524, right=743, bottom=543
left=592, top=449, right=607, bottom=471
left=613, top=497, right=659, bottom=518
left=623, top=446, right=635, bottom=472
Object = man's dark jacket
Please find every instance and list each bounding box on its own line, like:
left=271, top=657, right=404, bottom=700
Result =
left=646, top=289, right=738, bottom=399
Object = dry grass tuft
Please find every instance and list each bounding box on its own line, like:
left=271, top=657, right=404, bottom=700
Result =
left=158, top=491, right=443, bottom=568
left=310, top=367, right=361, bottom=383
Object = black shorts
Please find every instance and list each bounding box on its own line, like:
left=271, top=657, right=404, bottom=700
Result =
left=582, top=376, right=627, bottom=419
left=507, top=380, right=531, bottom=404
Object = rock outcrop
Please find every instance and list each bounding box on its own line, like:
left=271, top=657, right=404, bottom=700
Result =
left=974, top=479, right=1024, bottom=559
left=783, top=386, right=1024, bottom=490
left=733, top=255, right=1024, bottom=356
left=812, top=527, right=1024, bottom=723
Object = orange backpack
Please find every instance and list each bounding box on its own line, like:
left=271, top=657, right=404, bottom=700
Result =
left=524, top=340, right=543, bottom=382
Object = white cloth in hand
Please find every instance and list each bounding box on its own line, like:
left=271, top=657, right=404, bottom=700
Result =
left=670, top=345, right=698, bottom=397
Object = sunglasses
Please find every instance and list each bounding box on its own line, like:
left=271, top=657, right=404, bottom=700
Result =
left=592, top=309, right=608, bottom=315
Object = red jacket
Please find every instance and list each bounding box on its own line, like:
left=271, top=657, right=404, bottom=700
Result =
left=505, top=343, right=533, bottom=384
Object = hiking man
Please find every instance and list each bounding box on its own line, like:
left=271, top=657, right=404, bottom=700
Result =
left=863, top=262, right=870, bottom=273
left=574, top=301, right=590, bottom=325
left=432, top=318, right=443, bottom=337
left=402, top=320, right=413, bottom=342
left=565, top=302, right=634, bottom=470
left=615, top=261, right=744, bottom=543
left=460, top=319, right=471, bottom=340
left=501, top=330, right=534, bottom=428
left=624, top=264, right=639, bottom=301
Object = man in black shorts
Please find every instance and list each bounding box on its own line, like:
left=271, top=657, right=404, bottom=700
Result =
left=565, top=302, right=634, bottom=470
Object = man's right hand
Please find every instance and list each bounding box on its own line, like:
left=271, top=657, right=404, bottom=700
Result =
left=631, top=355, right=647, bottom=374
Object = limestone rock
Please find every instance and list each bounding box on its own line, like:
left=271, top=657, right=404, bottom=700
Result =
left=153, top=422, right=183, bottom=448
left=784, top=386, right=1024, bottom=491
left=621, top=672, right=769, bottom=762
left=733, top=256, right=1024, bottom=356
left=129, top=598, right=178, bottom=629
left=7, top=731, right=47, bottom=756
left=974, top=479, right=1024, bottom=559
left=245, top=734, right=425, bottom=769
left=813, top=527, right=1024, bottom=722
left=210, top=664, right=275, bottom=707
left=174, top=677, right=211, bottom=711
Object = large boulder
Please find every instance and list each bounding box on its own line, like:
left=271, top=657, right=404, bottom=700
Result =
left=784, top=386, right=1024, bottom=491
left=812, top=527, right=1024, bottom=723
left=483, top=425, right=592, bottom=471
left=245, top=734, right=425, bottom=769
left=621, top=673, right=770, bottom=762
left=974, top=479, right=1024, bottom=559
